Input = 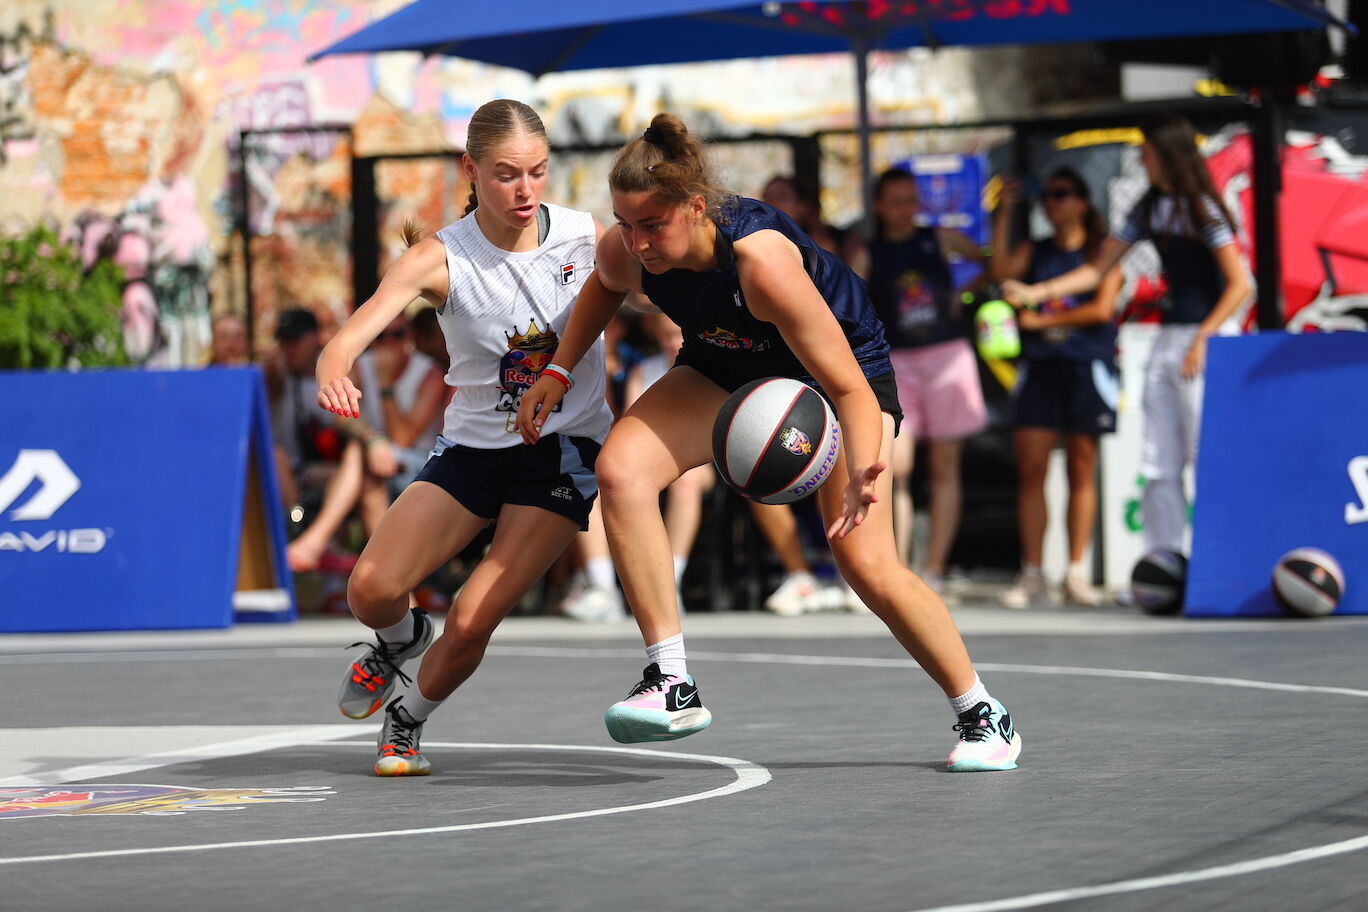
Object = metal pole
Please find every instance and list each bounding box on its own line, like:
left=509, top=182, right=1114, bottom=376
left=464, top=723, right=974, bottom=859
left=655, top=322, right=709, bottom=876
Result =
left=1251, top=96, right=1285, bottom=330
left=854, top=32, right=875, bottom=240
left=236, top=131, right=256, bottom=359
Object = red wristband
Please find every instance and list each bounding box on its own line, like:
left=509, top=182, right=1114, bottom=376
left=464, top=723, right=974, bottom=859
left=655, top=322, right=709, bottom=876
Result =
left=541, top=364, right=572, bottom=391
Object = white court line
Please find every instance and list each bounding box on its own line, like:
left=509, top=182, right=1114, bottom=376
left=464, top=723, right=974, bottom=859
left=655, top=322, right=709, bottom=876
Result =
left=0, top=726, right=359, bottom=788
left=907, top=835, right=1368, bottom=912
left=0, top=742, right=770, bottom=866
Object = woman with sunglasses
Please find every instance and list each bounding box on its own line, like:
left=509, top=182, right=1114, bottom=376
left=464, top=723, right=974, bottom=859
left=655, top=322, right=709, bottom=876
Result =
left=992, top=168, right=1123, bottom=608
left=516, top=113, right=1021, bottom=772
left=314, top=99, right=613, bottom=776
left=1004, top=116, right=1251, bottom=563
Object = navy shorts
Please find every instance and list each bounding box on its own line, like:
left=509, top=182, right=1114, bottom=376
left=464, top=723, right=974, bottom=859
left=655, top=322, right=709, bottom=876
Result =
left=672, top=352, right=904, bottom=437
left=1012, top=359, right=1119, bottom=436
left=413, top=433, right=601, bottom=531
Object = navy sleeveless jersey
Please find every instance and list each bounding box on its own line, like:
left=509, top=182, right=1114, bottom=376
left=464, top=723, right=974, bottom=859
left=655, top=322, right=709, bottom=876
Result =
left=639, top=197, right=890, bottom=383
left=866, top=226, right=961, bottom=349
left=1023, top=239, right=1116, bottom=362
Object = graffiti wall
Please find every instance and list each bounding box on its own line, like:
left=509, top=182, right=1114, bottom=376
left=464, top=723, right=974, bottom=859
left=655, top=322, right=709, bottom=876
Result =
left=1, top=1, right=1118, bottom=366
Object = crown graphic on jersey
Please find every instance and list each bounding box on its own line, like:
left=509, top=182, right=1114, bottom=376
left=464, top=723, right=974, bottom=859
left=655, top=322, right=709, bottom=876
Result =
left=504, top=319, right=557, bottom=351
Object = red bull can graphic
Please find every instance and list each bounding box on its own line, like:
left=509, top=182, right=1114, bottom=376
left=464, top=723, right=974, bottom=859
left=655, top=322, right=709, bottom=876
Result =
left=0, top=784, right=333, bottom=819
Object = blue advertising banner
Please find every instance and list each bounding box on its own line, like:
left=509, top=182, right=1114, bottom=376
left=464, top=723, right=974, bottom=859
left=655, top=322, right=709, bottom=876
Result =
left=0, top=367, right=294, bottom=632
left=1188, top=333, right=1368, bottom=617
left=894, top=153, right=988, bottom=290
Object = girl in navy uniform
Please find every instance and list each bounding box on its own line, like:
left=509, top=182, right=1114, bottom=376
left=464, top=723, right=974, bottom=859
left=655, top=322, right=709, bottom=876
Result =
left=517, top=113, right=1022, bottom=772
left=992, top=168, right=1123, bottom=607
left=850, top=168, right=989, bottom=594
left=1004, top=116, right=1250, bottom=559
left=315, top=99, right=612, bottom=776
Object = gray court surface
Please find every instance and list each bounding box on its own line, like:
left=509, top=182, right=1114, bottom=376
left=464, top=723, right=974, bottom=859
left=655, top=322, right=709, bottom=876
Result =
left=3, top=603, right=1367, bottom=912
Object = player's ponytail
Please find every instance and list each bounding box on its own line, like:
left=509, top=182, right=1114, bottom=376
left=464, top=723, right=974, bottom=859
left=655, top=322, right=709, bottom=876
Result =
left=609, top=112, right=734, bottom=220
left=400, top=218, right=424, bottom=248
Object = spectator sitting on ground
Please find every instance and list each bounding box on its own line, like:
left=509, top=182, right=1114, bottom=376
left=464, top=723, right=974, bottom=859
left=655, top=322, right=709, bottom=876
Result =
left=206, top=313, right=249, bottom=366
left=268, top=307, right=399, bottom=573
left=355, top=310, right=447, bottom=499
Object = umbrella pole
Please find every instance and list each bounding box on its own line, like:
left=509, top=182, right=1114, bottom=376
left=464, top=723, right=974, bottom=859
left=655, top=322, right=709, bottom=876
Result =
left=853, top=34, right=875, bottom=240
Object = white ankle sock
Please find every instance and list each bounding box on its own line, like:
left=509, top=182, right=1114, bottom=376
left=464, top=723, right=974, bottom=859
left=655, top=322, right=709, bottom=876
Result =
left=949, top=675, right=991, bottom=716
left=646, top=633, right=687, bottom=678
left=586, top=557, right=616, bottom=592
left=397, top=687, right=443, bottom=723
left=1067, top=560, right=1088, bottom=577
left=376, top=609, right=416, bottom=646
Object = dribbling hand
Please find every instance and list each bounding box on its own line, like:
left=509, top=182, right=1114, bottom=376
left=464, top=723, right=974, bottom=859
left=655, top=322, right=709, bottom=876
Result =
left=514, top=376, right=567, bottom=445
left=826, top=462, right=885, bottom=541
left=318, top=376, right=361, bottom=418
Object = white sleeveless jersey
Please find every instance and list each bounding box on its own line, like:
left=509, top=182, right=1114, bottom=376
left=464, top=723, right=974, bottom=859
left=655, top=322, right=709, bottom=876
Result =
left=433, top=203, right=612, bottom=448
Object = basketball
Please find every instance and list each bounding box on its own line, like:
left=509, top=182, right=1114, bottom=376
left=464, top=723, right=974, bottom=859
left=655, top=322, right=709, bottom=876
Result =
left=711, top=377, right=841, bottom=505
left=1130, top=549, right=1188, bottom=615
left=1271, top=547, right=1345, bottom=617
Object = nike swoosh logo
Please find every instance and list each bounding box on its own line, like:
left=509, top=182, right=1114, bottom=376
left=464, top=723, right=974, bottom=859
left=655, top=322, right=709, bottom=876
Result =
left=673, top=686, right=698, bottom=710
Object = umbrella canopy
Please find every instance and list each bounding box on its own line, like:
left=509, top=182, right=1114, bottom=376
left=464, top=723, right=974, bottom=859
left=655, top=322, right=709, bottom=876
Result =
left=310, top=0, right=1350, bottom=232
left=311, top=0, right=1345, bottom=75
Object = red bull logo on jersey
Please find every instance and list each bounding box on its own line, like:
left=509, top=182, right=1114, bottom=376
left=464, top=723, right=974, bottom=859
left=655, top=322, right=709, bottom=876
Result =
left=497, top=319, right=564, bottom=430
left=0, top=785, right=334, bottom=819
left=698, top=326, right=772, bottom=353
left=779, top=426, right=813, bottom=456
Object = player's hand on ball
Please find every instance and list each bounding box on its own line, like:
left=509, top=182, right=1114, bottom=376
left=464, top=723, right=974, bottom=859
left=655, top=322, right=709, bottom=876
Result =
left=827, top=462, right=885, bottom=540
left=318, top=376, right=361, bottom=418
left=514, top=376, right=566, bottom=444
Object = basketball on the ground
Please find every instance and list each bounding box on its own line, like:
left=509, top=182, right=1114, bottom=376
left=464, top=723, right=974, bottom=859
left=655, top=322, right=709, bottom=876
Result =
left=1130, top=549, right=1188, bottom=615
left=712, top=377, right=840, bottom=505
left=1271, top=547, right=1345, bottom=617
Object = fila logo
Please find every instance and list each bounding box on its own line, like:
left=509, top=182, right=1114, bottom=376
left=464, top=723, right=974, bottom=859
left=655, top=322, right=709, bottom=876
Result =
left=560, top=263, right=576, bottom=285
left=0, top=450, right=80, bottom=520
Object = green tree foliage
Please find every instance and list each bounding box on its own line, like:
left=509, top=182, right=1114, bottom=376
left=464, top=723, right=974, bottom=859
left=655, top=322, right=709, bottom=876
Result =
left=0, top=225, right=129, bottom=369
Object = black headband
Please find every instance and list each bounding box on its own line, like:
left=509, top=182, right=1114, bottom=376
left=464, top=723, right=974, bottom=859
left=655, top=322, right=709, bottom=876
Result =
left=642, top=126, right=663, bottom=145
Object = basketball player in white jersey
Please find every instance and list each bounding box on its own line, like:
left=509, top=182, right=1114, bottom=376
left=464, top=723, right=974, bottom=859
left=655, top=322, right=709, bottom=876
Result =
left=314, top=99, right=612, bottom=776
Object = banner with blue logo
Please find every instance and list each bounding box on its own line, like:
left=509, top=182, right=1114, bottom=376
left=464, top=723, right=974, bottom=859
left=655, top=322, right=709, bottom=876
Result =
left=1188, top=333, right=1368, bottom=617
left=894, top=153, right=988, bottom=290
left=0, top=367, right=294, bottom=632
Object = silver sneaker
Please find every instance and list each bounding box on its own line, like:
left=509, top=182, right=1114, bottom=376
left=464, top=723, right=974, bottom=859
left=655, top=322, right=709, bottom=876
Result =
left=375, top=698, right=431, bottom=776
left=338, top=608, right=434, bottom=719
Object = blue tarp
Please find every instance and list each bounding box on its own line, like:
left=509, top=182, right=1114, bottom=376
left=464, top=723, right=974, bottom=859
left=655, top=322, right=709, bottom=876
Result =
left=311, top=0, right=1347, bottom=75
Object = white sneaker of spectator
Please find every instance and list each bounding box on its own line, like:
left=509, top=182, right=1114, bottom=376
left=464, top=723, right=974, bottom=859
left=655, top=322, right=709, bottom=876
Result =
left=764, top=571, right=822, bottom=617
left=1061, top=565, right=1103, bottom=607
left=999, top=566, right=1054, bottom=610
left=563, top=585, right=626, bottom=623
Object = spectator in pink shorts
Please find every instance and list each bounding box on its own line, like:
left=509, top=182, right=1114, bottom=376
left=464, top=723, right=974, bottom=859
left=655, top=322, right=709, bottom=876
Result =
left=849, top=167, right=988, bottom=592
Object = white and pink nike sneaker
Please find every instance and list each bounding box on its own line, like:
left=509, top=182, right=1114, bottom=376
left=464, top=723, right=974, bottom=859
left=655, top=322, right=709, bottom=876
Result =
left=947, top=698, right=1022, bottom=772
left=604, top=663, right=712, bottom=743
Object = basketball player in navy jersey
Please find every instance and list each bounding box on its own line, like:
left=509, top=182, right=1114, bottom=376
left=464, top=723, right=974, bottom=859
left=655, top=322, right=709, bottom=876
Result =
left=517, top=113, right=1022, bottom=772
left=314, top=99, right=613, bottom=776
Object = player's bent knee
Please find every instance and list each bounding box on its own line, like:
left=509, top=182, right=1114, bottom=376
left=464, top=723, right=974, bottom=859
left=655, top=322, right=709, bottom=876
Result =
left=347, top=558, right=408, bottom=616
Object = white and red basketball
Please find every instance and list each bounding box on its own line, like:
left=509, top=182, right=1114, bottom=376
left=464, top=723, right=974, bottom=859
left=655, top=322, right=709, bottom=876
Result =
left=711, top=377, right=841, bottom=505
left=1271, top=547, right=1346, bottom=618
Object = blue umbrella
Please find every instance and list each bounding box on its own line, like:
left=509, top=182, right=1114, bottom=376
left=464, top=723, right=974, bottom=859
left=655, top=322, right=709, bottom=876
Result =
left=311, top=0, right=1350, bottom=229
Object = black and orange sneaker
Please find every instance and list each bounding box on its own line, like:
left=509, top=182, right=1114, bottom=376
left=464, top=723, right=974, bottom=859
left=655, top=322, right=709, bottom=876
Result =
left=337, top=608, right=434, bottom=719
left=374, top=698, right=431, bottom=777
